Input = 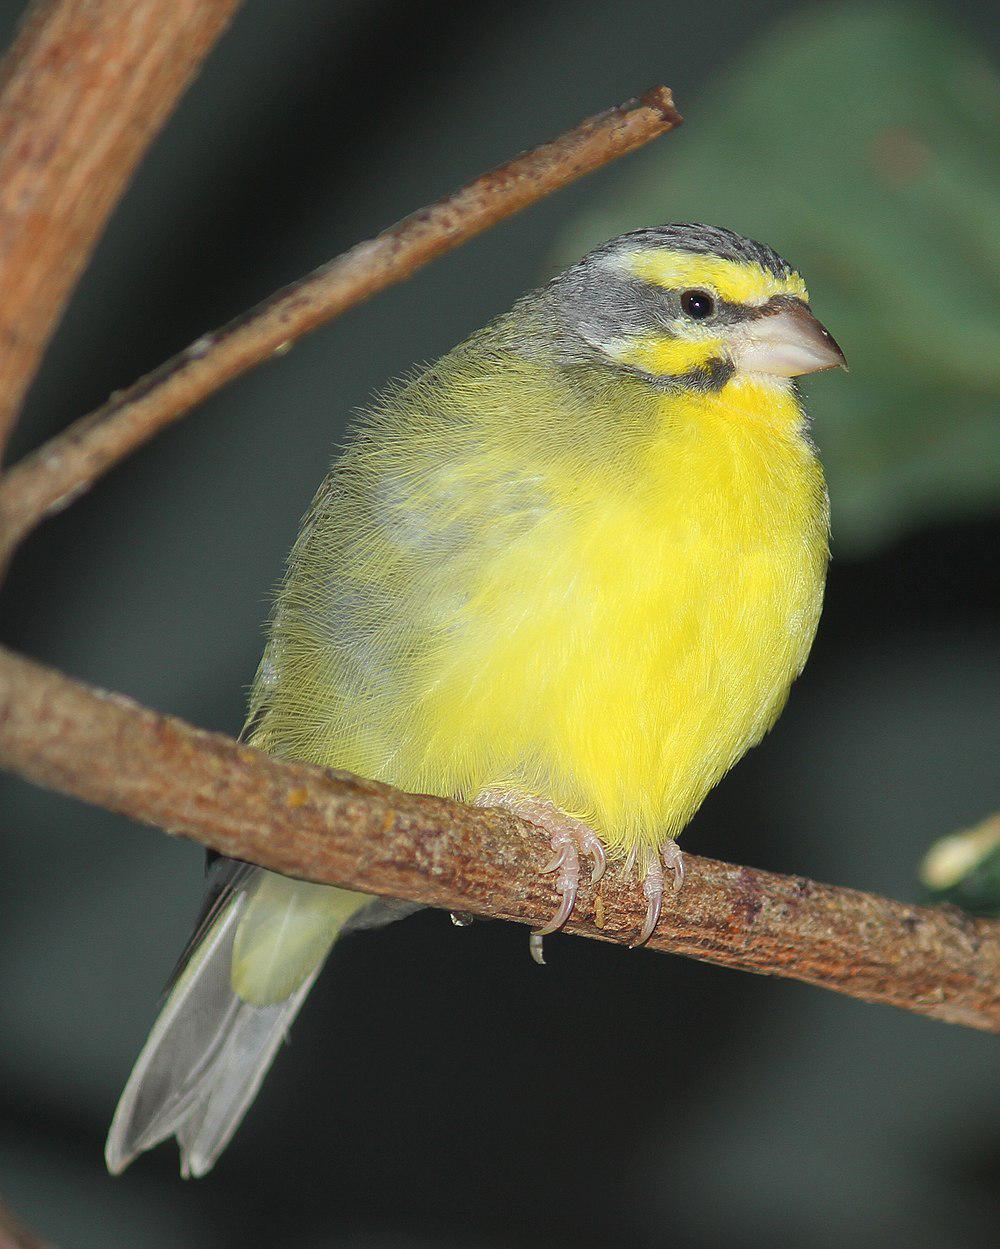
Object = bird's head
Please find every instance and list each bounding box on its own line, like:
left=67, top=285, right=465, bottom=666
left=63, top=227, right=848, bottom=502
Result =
left=547, top=224, right=845, bottom=391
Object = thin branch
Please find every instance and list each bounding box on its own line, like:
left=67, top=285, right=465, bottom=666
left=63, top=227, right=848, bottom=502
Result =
left=0, top=86, right=682, bottom=567
left=1, top=645, right=996, bottom=1034
left=0, top=0, right=243, bottom=461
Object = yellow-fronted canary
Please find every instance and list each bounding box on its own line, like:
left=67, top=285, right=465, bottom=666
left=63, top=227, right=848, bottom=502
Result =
left=107, top=223, right=845, bottom=1177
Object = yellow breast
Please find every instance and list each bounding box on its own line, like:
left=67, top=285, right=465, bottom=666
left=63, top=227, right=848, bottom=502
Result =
left=404, top=377, right=827, bottom=851
left=253, top=365, right=828, bottom=859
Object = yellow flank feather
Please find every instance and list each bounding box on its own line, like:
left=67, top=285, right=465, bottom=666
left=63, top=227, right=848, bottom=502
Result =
left=248, top=252, right=830, bottom=859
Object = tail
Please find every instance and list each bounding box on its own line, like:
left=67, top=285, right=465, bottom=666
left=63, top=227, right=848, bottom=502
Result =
left=105, top=866, right=368, bottom=1178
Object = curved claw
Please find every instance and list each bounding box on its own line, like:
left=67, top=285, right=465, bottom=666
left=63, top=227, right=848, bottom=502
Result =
left=529, top=933, right=546, bottom=965
left=534, top=880, right=578, bottom=937
left=584, top=836, right=606, bottom=885
left=541, top=844, right=570, bottom=874
left=662, top=839, right=685, bottom=891
left=630, top=852, right=666, bottom=947
left=631, top=868, right=664, bottom=948
left=633, top=889, right=662, bottom=948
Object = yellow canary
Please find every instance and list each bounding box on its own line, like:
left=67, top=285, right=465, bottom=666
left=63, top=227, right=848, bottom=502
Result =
left=107, top=224, right=845, bottom=1177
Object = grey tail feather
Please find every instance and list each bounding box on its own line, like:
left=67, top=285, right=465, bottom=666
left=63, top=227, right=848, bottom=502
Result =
left=105, top=871, right=315, bottom=1179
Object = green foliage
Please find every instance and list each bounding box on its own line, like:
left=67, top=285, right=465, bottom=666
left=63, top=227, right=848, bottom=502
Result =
left=557, top=3, right=1000, bottom=552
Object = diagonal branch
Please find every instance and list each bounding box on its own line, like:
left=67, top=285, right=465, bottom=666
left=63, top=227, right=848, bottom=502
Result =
left=1, top=644, right=997, bottom=1034
left=0, top=0, right=243, bottom=461
left=0, top=86, right=681, bottom=567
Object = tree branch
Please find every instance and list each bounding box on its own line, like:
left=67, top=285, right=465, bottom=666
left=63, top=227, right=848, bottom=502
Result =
left=0, top=86, right=681, bottom=566
left=0, top=0, right=243, bottom=461
left=1, top=645, right=996, bottom=1033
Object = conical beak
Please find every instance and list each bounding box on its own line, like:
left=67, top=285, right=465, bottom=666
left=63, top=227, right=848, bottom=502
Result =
left=735, top=298, right=847, bottom=378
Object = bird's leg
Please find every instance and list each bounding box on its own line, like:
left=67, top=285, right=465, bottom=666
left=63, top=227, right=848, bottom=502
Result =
left=632, top=838, right=685, bottom=948
left=474, top=790, right=607, bottom=963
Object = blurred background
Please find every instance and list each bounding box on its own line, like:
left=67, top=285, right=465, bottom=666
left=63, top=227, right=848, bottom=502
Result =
left=1, top=0, right=997, bottom=1245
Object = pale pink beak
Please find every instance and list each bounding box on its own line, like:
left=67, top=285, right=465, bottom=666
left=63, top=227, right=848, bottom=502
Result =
left=735, top=298, right=846, bottom=378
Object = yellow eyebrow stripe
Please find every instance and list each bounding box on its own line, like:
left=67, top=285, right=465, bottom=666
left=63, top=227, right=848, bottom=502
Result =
left=627, top=249, right=808, bottom=305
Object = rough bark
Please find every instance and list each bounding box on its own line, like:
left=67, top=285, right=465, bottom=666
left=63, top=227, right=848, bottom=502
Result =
left=2, top=645, right=996, bottom=1033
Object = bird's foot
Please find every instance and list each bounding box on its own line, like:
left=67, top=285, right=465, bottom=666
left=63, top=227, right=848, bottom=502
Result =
left=474, top=791, right=606, bottom=964
left=631, top=838, right=685, bottom=948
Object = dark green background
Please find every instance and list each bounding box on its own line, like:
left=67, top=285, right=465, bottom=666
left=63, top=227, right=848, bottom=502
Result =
left=1, top=2, right=997, bottom=1246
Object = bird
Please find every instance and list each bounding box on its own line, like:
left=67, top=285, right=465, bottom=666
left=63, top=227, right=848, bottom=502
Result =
left=106, top=223, right=845, bottom=1177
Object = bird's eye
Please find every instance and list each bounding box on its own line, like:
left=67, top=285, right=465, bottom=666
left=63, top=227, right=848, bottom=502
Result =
left=680, top=289, right=716, bottom=320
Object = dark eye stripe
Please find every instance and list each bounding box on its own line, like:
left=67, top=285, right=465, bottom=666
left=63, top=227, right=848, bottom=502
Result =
left=649, top=284, right=769, bottom=326
left=543, top=262, right=798, bottom=367
left=707, top=296, right=760, bottom=325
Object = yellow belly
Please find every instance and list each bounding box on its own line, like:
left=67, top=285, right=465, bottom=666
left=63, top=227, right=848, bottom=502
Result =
left=253, top=376, right=828, bottom=857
